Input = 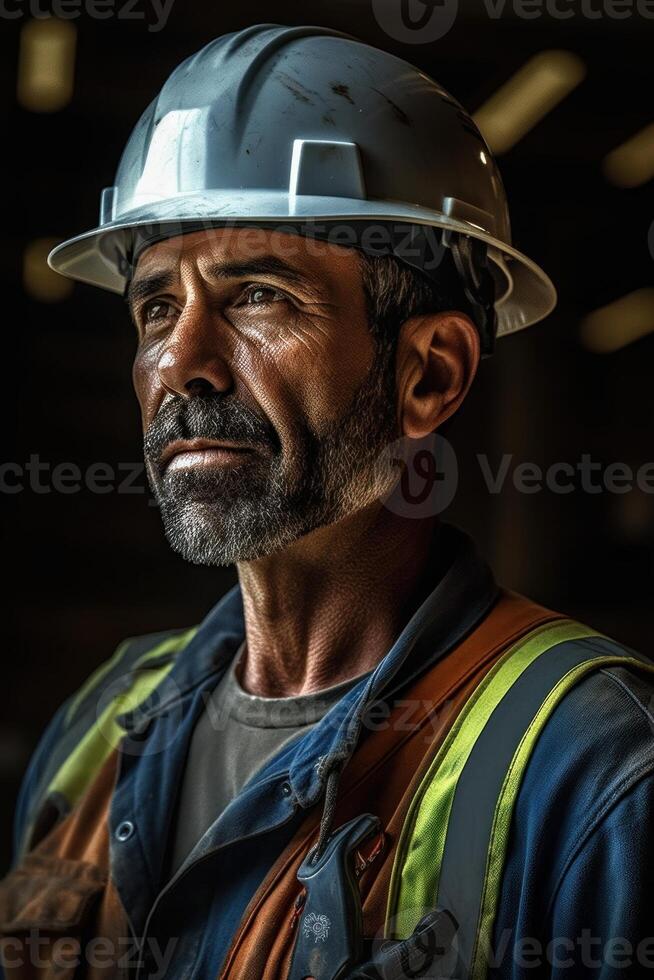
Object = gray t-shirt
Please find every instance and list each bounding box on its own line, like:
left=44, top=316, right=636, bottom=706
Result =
left=166, top=644, right=370, bottom=880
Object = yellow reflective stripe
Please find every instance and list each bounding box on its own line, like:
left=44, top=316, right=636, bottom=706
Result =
left=471, top=653, right=654, bottom=980
left=386, top=619, right=598, bottom=939
left=64, top=638, right=131, bottom=725
left=64, top=628, right=198, bottom=726
left=50, top=627, right=197, bottom=808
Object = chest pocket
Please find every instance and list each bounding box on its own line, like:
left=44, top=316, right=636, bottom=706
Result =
left=0, top=852, right=108, bottom=980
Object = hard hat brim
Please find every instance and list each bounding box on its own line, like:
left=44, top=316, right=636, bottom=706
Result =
left=47, top=192, right=556, bottom=339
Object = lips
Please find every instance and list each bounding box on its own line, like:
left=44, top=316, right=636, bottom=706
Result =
left=160, top=438, right=254, bottom=472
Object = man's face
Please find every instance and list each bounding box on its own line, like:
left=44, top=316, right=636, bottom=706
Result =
left=130, top=227, right=400, bottom=565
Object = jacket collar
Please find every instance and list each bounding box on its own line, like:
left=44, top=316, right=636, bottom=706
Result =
left=286, top=521, right=499, bottom=806
left=118, top=522, right=498, bottom=806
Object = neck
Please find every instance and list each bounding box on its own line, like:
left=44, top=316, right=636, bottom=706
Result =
left=236, top=506, right=438, bottom=697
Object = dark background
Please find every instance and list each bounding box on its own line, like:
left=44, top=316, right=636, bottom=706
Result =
left=2, top=0, right=653, bottom=873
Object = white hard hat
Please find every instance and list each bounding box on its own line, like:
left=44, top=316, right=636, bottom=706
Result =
left=48, top=24, right=557, bottom=346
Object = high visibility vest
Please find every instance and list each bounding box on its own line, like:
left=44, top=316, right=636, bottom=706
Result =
left=3, top=595, right=653, bottom=980
left=385, top=619, right=654, bottom=980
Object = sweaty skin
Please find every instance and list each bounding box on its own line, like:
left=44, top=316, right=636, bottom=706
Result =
left=130, top=227, right=480, bottom=698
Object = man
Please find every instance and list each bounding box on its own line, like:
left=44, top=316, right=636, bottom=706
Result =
left=2, top=22, right=654, bottom=980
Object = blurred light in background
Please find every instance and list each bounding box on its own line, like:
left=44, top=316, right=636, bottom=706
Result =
left=603, top=123, right=654, bottom=188
left=580, top=288, right=654, bottom=353
left=613, top=488, right=654, bottom=542
left=23, top=238, right=73, bottom=302
left=17, top=17, right=76, bottom=113
left=474, top=50, right=586, bottom=155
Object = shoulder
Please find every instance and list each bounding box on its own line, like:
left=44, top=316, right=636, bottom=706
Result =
left=489, top=630, right=654, bottom=976
left=13, top=624, right=197, bottom=861
left=499, top=642, right=654, bottom=922
left=518, top=658, right=654, bottom=840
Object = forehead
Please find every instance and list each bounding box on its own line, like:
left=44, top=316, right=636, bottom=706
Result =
left=131, top=226, right=359, bottom=288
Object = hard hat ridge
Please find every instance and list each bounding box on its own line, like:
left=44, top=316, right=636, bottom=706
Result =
left=48, top=23, right=556, bottom=340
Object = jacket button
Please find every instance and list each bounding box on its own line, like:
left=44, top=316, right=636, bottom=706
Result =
left=115, top=820, right=135, bottom=842
left=281, top=781, right=292, bottom=797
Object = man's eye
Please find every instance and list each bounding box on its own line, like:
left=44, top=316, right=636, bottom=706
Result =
left=139, top=299, right=175, bottom=328
left=142, top=300, right=174, bottom=324
left=242, top=284, right=287, bottom=306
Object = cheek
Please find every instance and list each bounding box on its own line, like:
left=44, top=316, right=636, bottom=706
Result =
left=132, top=340, right=164, bottom=432
left=274, top=325, right=374, bottom=431
left=226, top=314, right=339, bottom=433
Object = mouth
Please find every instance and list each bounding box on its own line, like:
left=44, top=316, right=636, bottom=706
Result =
left=160, top=438, right=255, bottom=473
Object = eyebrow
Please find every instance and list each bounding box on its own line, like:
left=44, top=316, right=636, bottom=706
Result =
left=207, top=255, right=325, bottom=295
left=126, top=271, right=176, bottom=314
left=126, top=254, right=326, bottom=315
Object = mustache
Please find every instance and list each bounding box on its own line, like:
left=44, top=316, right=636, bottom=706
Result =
left=144, top=395, right=280, bottom=467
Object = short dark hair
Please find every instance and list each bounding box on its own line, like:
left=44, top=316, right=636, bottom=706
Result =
left=357, top=248, right=477, bottom=353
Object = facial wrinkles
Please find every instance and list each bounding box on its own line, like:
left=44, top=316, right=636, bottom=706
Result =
left=135, top=289, right=365, bottom=441
left=133, top=231, right=393, bottom=566
left=187, top=240, right=366, bottom=393
left=246, top=307, right=360, bottom=428
left=143, top=347, right=398, bottom=568
left=229, top=297, right=327, bottom=361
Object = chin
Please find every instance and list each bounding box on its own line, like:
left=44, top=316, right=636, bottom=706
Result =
left=160, top=503, right=301, bottom=567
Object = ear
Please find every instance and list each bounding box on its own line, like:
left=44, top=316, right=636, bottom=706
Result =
left=395, top=312, right=480, bottom=439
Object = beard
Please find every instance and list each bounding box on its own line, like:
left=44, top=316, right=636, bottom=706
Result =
left=143, top=345, right=399, bottom=566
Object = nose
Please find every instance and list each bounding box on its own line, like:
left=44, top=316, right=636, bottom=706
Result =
left=156, top=300, right=234, bottom=399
